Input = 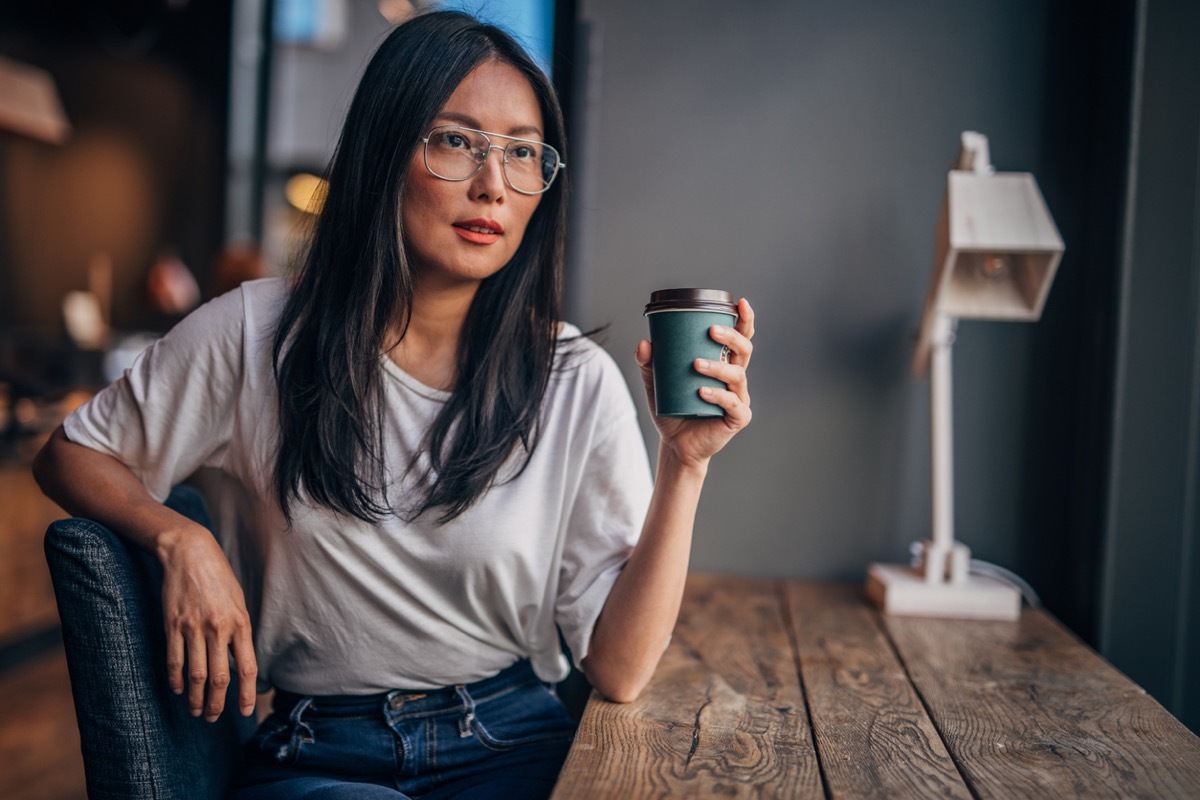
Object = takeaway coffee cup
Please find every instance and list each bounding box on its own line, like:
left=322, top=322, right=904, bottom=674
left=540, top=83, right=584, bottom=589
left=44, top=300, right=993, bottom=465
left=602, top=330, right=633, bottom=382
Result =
left=644, top=288, right=738, bottom=417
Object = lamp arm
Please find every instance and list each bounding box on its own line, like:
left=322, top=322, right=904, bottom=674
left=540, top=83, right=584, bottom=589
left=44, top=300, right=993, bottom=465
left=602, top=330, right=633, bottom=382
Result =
left=927, top=313, right=967, bottom=584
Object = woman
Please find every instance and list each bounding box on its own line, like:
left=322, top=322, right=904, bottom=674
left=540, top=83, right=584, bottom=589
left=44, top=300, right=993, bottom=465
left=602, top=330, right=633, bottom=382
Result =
left=34, top=10, right=754, bottom=799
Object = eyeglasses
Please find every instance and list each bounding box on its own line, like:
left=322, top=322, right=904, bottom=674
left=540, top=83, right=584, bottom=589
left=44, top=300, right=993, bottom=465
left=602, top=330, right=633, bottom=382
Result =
left=420, top=125, right=565, bottom=195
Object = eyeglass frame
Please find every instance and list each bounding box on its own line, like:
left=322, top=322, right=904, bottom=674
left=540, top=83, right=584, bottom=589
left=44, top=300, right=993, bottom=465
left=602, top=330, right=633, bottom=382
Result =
left=418, top=125, right=566, bottom=196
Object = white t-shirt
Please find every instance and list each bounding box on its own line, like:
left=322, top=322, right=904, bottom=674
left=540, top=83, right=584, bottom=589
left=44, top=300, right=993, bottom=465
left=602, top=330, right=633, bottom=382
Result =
left=64, top=278, right=653, bottom=694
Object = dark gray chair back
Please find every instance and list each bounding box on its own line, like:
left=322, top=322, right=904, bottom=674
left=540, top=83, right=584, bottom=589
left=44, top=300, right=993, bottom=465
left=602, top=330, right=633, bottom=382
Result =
left=44, top=485, right=253, bottom=800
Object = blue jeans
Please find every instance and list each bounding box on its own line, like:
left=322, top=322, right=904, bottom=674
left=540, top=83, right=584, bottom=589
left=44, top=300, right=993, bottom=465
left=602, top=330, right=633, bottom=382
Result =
left=229, top=660, right=576, bottom=799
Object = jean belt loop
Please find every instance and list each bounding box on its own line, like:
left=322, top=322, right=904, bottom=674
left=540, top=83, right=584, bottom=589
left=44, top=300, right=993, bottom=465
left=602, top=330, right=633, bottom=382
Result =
left=288, top=696, right=313, bottom=724
left=283, top=697, right=315, bottom=761
left=454, top=684, right=475, bottom=739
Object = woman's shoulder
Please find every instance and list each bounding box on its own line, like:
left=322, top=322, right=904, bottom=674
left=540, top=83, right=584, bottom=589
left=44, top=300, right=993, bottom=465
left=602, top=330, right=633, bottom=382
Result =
left=152, top=277, right=289, bottom=369
left=174, top=276, right=287, bottom=326
left=554, top=323, right=613, bottom=372
left=552, top=323, right=632, bottom=398
left=235, top=276, right=291, bottom=324
left=237, top=275, right=290, bottom=301
left=183, top=277, right=290, bottom=342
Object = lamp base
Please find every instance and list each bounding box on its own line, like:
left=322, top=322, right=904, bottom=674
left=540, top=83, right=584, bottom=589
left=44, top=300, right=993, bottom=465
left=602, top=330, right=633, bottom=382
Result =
left=866, top=563, right=1020, bottom=621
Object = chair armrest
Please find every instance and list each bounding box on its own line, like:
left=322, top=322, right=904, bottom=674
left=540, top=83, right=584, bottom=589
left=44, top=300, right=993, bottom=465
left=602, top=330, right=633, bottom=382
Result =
left=44, top=485, right=253, bottom=800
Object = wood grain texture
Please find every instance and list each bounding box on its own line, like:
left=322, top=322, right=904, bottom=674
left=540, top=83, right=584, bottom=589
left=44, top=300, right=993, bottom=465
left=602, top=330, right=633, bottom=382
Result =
left=552, top=573, right=821, bottom=799
left=0, top=466, right=65, bottom=644
left=786, top=582, right=972, bottom=799
left=886, top=609, right=1200, bottom=798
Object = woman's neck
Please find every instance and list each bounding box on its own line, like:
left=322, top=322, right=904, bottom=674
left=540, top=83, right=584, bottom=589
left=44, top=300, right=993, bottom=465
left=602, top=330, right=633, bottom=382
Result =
left=387, top=278, right=478, bottom=392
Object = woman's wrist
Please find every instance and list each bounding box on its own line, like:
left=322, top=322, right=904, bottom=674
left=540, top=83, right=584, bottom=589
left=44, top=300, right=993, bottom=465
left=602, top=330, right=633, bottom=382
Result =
left=656, top=445, right=710, bottom=485
left=152, top=518, right=214, bottom=566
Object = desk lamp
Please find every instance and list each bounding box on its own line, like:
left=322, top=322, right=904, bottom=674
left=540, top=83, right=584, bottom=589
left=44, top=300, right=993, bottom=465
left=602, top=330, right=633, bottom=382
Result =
left=867, top=132, right=1064, bottom=620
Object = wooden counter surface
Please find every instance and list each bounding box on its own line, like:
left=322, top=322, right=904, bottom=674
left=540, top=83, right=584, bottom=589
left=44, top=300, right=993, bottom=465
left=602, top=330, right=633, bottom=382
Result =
left=552, top=573, right=1200, bottom=799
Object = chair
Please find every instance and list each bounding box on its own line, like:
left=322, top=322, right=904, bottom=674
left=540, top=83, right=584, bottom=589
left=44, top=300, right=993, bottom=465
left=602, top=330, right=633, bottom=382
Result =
left=44, top=485, right=254, bottom=800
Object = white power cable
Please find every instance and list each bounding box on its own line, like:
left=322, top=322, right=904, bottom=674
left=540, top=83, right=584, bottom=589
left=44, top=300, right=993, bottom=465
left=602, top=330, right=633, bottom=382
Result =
left=968, top=560, right=1042, bottom=609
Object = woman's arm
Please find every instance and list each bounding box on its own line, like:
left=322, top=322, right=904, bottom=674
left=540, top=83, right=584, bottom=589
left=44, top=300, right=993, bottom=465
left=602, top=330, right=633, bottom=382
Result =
left=33, top=426, right=258, bottom=721
left=582, top=299, right=755, bottom=702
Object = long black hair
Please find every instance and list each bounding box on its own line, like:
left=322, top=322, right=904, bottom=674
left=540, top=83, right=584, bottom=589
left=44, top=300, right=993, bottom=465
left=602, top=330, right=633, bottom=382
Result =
left=272, top=11, right=569, bottom=524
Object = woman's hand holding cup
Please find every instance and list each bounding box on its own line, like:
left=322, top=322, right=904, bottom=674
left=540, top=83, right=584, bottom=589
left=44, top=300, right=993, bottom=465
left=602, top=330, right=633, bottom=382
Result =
left=636, top=290, right=755, bottom=470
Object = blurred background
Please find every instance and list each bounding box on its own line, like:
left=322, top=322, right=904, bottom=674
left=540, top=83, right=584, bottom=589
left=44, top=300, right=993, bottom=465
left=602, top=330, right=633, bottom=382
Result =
left=1, top=0, right=1197, bottom=795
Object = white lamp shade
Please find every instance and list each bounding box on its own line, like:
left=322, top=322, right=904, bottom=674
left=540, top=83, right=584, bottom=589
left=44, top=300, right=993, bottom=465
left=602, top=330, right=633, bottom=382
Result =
left=913, top=170, right=1065, bottom=376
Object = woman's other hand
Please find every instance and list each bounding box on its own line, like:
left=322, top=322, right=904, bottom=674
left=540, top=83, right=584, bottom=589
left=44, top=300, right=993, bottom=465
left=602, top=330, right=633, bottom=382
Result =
left=635, top=297, right=755, bottom=469
left=157, top=525, right=259, bottom=722
left=588, top=298, right=755, bottom=701
left=33, top=426, right=258, bottom=722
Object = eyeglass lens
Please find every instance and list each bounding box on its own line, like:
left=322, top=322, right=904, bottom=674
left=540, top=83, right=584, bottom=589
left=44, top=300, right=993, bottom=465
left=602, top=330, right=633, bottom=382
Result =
left=424, top=127, right=558, bottom=193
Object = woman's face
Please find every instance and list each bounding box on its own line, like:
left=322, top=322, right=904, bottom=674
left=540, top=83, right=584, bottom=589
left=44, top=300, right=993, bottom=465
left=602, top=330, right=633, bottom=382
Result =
left=401, top=59, right=545, bottom=289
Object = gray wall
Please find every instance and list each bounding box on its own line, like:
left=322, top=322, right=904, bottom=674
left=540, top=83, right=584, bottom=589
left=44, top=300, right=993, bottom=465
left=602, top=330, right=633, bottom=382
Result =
left=1101, top=0, right=1200, bottom=732
left=568, top=0, right=1054, bottom=579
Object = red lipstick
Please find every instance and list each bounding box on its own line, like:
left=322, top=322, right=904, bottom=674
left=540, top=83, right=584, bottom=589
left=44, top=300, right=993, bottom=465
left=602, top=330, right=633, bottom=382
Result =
left=453, top=218, right=504, bottom=244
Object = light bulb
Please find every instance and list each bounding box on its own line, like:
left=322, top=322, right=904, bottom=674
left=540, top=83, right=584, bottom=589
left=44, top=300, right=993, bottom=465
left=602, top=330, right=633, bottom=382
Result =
left=981, top=254, right=1007, bottom=280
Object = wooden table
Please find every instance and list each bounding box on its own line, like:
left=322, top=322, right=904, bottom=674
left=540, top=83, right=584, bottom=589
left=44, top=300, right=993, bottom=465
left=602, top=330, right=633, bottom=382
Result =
left=552, top=573, right=1200, bottom=799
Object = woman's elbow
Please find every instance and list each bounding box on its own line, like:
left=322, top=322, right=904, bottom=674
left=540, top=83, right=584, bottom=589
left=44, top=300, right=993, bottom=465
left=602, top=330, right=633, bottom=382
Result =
left=598, top=684, right=645, bottom=705
left=582, top=659, right=651, bottom=704
left=32, top=426, right=83, bottom=506
left=31, top=428, right=65, bottom=494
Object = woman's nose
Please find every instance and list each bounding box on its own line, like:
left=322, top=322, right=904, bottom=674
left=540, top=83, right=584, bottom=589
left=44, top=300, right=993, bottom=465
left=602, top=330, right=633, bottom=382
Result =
left=470, top=145, right=508, bottom=199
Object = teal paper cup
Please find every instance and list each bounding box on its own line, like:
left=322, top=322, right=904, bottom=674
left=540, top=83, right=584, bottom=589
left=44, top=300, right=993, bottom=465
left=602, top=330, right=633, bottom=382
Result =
left=644, top=288, right=738, bottom=418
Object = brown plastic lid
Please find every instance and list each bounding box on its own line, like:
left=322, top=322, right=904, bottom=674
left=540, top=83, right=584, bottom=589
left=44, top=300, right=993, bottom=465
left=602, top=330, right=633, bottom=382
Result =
left=644, top=288, right=736, bottom=315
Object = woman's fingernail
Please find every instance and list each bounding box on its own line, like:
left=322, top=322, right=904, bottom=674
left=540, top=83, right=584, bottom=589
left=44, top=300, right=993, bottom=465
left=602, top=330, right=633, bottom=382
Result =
left=700, top=386, right=713, bottom=396
left=242, top=705, right=256, bottom=716
left=712, top=325, right=727, bottom=334
left=696, top=359, right=710, bottom=369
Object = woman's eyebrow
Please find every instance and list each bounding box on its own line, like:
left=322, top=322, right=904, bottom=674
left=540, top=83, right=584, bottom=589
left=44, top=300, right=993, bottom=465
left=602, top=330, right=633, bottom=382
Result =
left=435, top=111, right=544, bottom=139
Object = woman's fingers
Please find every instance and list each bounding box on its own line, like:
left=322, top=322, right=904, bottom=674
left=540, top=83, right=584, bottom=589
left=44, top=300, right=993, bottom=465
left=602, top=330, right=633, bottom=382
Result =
left=736, top=297, right=756, bottom=342
left=186, top=631, right=208, bottom=717
left=697, top=299, right=754, bottom=430
left=232, top=617, right=259, bottom=717
left=205, top=632, right=230, bottom=721
left=635, top=339, right=658, bottom=415
left=698, top=384, right=753, bottom=429
left=709, top=322, right=753, bottom=370
left=694, top=358, right=749, bottom=405
left=177, top=615, right=255, bottom=721
left=167, top=630, right=186, bottom=696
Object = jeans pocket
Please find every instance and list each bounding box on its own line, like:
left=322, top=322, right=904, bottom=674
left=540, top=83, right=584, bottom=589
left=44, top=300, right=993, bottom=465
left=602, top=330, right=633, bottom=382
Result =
left=469, top=681, right=577, bottom=752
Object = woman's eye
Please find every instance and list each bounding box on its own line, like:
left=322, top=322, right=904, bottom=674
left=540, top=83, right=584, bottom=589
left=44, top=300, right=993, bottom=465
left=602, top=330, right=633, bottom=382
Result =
left=509, top=144, right=539, bottom=161
left=436, top=132, right=470, bottom=149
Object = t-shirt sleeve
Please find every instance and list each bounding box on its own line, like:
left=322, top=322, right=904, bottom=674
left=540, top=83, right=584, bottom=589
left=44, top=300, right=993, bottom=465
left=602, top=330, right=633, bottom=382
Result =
left=554, top=351, right=653, bottom=670
left=62, top=287, right=248, bottom=503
